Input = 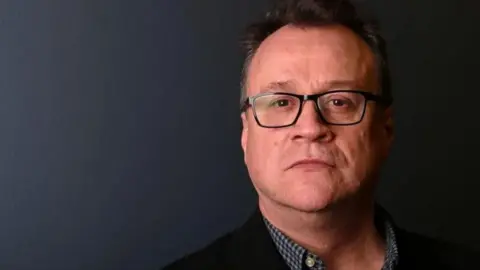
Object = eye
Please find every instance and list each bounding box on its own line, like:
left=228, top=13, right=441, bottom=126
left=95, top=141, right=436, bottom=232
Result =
left=328, top=98, right=352, bottom=107
left=318, top=92, right=363, bottom=114
left=270, top=99, right=290, bottom=107
left=331, top=99, right=347, bottom=106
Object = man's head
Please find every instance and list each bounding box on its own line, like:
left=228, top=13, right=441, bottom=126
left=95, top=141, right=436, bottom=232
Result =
left=240, top=0, right=394, bottom=213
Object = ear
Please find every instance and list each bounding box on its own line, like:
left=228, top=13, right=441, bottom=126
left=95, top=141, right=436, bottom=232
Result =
left=241, top=112, right=248, bottom=158
left=383, top=106, right=394, bottom=152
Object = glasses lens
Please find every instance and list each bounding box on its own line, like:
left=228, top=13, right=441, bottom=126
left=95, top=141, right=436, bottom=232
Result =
left=253, top=94, right=301, bottom=127
left=317, top=92, right=366, bottom=124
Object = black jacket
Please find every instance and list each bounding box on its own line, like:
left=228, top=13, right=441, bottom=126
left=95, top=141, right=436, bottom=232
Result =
left=163, top=209, right=478, bottom=270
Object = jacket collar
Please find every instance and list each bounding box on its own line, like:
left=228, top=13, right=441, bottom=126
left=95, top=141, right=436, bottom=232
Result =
left=227, top=204, right=400, bottom=270
left=226, top=207, right=290, bottom=270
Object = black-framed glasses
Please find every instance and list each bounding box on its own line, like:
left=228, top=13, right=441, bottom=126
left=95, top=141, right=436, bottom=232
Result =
left=240, top=90, right=392, bottom=128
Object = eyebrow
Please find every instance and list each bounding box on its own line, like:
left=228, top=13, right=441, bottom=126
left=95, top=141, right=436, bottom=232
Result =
left=260, top=80, right=296, bottom=93
left=259, top=79, right=361, bottom=93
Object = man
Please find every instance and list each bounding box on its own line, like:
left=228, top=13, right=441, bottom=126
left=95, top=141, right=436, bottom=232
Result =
left=164, top=0, right=476, bottom=269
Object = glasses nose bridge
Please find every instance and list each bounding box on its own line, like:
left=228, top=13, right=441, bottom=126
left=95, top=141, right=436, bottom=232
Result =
left=296, top=94, right=323, bottom=122
left=299, top=94, right=321, bottom=113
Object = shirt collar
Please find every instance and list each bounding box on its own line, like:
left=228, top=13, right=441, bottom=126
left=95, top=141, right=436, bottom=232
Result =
left=263, top=205, right=399, bottom=270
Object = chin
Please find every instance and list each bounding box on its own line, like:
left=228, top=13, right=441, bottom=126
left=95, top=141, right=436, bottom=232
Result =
left=285, top=192, right=335, bottom=213
left=281, top=181, right=339, bottom=213
left=255, top=170, right=350, bottom=213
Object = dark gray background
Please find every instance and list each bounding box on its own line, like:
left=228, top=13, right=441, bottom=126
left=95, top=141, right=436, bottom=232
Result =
left=0, top=0, right=478, bottom=269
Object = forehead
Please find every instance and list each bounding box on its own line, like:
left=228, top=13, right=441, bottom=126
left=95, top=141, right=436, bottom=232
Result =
left=247, top=24, right=377, bottom=94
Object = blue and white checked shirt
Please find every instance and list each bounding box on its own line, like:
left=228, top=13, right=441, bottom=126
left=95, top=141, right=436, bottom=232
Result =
left=263, top=208, right=399, bottom=270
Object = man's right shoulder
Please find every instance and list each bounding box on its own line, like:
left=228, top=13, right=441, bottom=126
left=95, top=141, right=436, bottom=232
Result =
left=161, top=231, right=235, bottom=270
left=161, top=209, right=285, bottom=270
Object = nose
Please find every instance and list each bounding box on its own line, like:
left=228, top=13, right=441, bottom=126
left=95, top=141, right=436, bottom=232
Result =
left=292, top=100, right=332, bottom=142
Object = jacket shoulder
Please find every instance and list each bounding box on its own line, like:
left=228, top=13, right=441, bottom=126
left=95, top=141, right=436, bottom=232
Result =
left=161, top=232, right=234, bottom=270
left=161, top=208, right=286, bottom=270
left=397, top=229, right=478, bottom=269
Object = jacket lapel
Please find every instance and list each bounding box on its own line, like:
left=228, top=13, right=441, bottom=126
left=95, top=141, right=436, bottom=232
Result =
left=226, top=208, right=291, bottom=270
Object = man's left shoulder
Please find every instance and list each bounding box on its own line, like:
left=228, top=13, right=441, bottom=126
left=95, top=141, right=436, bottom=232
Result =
left=397, top=228, right=479, bottom=269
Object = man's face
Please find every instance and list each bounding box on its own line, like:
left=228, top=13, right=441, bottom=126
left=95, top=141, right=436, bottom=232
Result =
left=241, top=25, right=393, bottom=212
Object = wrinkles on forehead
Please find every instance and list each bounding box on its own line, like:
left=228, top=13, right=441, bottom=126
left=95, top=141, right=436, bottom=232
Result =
left=258, top=79, right=364, bottom=94
left=246, top=24, right=378, bottom=96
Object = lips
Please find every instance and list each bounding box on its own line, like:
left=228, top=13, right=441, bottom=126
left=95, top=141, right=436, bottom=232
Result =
left=288, top=158, right=334, bottom=170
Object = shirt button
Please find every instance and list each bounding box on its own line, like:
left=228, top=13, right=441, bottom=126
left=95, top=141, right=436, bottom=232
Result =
left=305, top=255, right=315, bottom=268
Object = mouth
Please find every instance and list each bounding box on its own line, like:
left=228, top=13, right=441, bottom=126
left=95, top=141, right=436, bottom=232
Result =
left=288, top=158, right=334, bottom=171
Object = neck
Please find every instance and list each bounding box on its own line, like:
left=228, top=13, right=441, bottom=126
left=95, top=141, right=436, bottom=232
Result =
left=259, top=194, right=385, bottom=269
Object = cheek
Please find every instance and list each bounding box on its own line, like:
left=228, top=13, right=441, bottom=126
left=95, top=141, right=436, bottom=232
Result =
left=246, top=128, right=283, bottom=177
left=336, top=127, right=379, bottom=179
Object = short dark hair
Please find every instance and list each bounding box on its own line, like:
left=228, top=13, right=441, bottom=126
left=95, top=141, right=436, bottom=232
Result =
left=240, top=0, right=391, bottom=106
